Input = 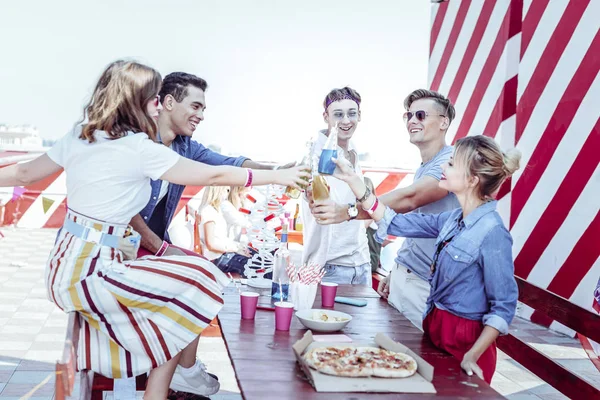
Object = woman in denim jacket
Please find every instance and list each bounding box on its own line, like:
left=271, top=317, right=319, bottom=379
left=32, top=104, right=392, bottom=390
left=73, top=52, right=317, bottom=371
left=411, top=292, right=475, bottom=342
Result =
left=332, top=135, right=521, bottom=383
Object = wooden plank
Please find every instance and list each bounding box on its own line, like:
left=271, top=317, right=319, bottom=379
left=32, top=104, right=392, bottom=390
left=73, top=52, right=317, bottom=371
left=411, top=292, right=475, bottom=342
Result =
left=497, top=334, right=600, bottom=400
left=515, top=276, right=600, bottom=343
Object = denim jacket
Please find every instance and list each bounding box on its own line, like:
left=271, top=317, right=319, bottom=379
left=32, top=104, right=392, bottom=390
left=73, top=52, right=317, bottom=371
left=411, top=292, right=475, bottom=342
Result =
left=376, top=201, right=518, bottom=335
left=139, top=135, right=247, bottom=242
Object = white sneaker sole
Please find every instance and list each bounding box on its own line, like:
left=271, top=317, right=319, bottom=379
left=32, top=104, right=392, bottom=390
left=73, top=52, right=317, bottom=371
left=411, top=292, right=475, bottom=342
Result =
left=170, top=372, right=220, bottom=396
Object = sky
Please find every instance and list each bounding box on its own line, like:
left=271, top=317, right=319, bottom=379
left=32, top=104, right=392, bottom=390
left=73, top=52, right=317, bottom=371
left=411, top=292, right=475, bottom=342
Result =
left=0, top=0, right=431, bottom=168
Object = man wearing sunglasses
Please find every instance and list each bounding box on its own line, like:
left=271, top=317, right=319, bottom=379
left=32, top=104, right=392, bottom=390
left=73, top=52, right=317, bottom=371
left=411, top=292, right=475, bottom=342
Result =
left=311, top=89, right=460, bottom=330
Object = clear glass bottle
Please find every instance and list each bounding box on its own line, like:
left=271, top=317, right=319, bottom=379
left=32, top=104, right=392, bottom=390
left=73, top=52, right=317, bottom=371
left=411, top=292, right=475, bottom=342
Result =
left=312, top=174, right=330, bottom=201
left=285, top=139, right=314, bottom=199
left=271, top=225, right=290, bottom=301
left=318, top=123, right=338, bottom=175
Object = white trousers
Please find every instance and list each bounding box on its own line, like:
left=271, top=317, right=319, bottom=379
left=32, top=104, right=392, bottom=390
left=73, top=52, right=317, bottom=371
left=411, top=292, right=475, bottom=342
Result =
left=387, top=264, right=431, bottom=331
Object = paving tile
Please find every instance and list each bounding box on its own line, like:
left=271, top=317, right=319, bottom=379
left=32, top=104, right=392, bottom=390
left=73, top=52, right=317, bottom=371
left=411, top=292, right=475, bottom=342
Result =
left=16, top=360, right=55, bottom=371
left=0, top=397, right=52, bottom=400
left=0, top=381, right=54, bottom=396
left=42, top=318, right=68, bottom=328
left=0, top=360, right=18, bottom=372
left=0, top=333, right=37, bottom=342
left=0, top=371, right=13, bottom=384
left=23, top=350, right=62, bottom=363
left=11, top=312, right=50, bottom=321
left=3, top=318, right=46, bottom=327
left=33, top=333, right=65, bottom=342
left=0, top=342, right=31, bottom=351
left=0, top=325, right=43, bottom=334
left=7, top=371, right=54, bottom=385
left=28, top=341, right=63, bottom=352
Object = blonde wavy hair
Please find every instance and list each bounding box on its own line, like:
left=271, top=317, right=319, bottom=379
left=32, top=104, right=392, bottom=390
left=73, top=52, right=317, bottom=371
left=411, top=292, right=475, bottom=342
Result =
left=200, top=186, right=230, bottom=211
left=228, top=186, right=249, bottom=210
left=454, top=135, right=522, bottom=200
left=79, top=60, right=162, bottom=143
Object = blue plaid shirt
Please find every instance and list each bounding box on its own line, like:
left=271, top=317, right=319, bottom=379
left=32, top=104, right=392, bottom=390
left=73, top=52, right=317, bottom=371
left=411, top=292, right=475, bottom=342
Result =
left=376, top=200, right=518, bottom=334
left=139, top=135, right=247, bottom=242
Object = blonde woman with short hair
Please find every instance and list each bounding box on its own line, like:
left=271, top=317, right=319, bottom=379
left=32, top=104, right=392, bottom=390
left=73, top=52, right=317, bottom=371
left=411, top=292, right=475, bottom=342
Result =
left=199, top=186, right=251, bottom=275
left=332, top=134, right=520, bottom=384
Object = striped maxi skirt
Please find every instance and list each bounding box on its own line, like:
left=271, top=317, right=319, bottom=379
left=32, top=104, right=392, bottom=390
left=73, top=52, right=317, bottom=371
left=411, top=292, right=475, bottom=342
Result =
left=45, top=210, right=230, bottom=379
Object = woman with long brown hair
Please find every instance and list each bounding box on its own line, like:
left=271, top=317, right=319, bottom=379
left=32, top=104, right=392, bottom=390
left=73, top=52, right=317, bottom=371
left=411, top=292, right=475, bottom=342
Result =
left=0, top=60, right=309, bottom=398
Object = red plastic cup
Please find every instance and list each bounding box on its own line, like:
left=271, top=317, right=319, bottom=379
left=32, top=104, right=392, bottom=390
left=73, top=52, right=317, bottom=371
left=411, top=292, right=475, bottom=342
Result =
left=240, top=292, right=259, bottom=320
left=321, top=282, right=338, bottom=307
left=274, top=301, right=294, bottom=331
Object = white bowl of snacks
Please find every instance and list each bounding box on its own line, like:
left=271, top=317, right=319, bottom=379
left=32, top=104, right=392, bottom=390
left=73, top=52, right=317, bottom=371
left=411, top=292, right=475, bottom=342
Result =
left=295, top=309, right=352, bottom=332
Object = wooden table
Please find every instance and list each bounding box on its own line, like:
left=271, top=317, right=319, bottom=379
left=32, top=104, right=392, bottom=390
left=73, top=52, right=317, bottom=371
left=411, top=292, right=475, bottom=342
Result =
left=217, top=284, right=505, bottom=399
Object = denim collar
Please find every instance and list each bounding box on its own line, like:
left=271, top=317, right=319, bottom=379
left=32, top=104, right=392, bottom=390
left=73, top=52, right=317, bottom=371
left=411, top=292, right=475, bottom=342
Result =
left=458, top=200, right=497, bottom=229
left=157, top=131, right=189, bottom=153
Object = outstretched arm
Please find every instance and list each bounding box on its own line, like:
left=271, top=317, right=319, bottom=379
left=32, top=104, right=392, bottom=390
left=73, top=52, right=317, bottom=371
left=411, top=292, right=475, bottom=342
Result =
left=0, top=154, right=63, bottom=187
left=160, top=157, right=309, bottom=189
left=313, top=176, right=450, bottom=224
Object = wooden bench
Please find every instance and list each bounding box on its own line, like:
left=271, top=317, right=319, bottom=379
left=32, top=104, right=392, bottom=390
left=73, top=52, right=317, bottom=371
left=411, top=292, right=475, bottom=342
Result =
left=370, top=269, right=600, bottom=398
left=55, top=312, right=147, bottom=400
left=496, top=277, right=600, bottom=399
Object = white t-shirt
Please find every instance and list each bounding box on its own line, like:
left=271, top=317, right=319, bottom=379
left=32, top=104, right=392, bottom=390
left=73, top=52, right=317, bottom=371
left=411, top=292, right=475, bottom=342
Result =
left=46, top=126, right=180, bottom=224
left=199, top=205, right=236, bottom=260
left=158, top=180, right=169, bottom=202
left=301, top=130, right=370, bottom=267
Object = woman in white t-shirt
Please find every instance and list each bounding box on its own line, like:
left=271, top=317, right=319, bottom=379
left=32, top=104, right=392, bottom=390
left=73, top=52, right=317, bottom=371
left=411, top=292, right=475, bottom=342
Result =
left=0, top=60, right=309, bottom=399
left=199, top=186, right=251, bottom=276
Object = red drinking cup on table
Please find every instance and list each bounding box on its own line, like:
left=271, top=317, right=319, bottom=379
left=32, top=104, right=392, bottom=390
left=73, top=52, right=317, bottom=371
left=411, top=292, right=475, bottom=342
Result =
left=321, top=282, right=338, bottom=307
left=274, top=301, right=294, bottom=331
left=240, top=292, right=259, bottom=320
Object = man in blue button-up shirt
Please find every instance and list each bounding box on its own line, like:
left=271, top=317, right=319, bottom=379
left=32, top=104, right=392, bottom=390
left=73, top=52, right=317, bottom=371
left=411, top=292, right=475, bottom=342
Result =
left=130, top=72, right=289, bottom=259
left=125, top=72, right=293, bottom=397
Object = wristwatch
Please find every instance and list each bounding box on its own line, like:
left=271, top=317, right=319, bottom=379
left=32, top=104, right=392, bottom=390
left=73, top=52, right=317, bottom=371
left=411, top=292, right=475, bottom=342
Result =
left=347, top=203, right=359, bottom=220
left=356, top=185, right=372, bottom=203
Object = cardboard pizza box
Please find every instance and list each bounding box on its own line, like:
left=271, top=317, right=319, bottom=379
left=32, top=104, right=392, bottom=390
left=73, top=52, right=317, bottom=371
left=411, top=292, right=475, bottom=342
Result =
left=292, top=331, right=436, bottom=394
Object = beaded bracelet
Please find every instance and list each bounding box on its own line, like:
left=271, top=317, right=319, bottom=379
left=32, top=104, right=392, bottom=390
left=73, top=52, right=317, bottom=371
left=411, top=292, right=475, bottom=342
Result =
left=245, top=168, right=254, bottom=187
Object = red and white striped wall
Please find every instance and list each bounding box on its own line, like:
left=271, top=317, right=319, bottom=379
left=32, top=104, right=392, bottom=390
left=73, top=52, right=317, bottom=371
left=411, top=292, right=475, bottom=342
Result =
left=429, top=0, right=599, bottom=335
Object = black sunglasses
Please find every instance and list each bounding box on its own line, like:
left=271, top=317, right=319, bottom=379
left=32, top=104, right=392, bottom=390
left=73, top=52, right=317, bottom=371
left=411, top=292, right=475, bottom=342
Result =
left=403, top=110, right=447, bottom=123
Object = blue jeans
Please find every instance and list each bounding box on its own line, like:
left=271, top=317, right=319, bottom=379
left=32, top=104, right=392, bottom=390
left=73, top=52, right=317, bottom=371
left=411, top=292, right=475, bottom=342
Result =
left=212, top=252, right=251, bottom=277
left=322, top=262, right=371, bottom=286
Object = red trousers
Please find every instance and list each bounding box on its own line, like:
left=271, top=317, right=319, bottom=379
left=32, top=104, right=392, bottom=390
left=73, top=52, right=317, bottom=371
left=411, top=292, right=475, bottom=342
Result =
left=423, top=307, right=497, bottom=384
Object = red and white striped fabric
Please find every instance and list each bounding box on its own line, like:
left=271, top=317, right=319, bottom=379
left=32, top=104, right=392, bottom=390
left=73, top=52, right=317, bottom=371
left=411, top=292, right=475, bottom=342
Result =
left=429, top=0, right=599, bottom=340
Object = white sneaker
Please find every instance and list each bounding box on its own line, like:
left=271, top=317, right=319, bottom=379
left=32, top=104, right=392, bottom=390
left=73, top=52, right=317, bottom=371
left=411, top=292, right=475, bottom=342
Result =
left=170, top=360, right=220, bottom=396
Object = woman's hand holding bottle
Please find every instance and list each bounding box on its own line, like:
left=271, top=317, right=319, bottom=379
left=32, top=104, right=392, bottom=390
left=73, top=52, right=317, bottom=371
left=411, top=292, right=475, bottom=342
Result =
left=276, top=165, right=311, bottom=189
